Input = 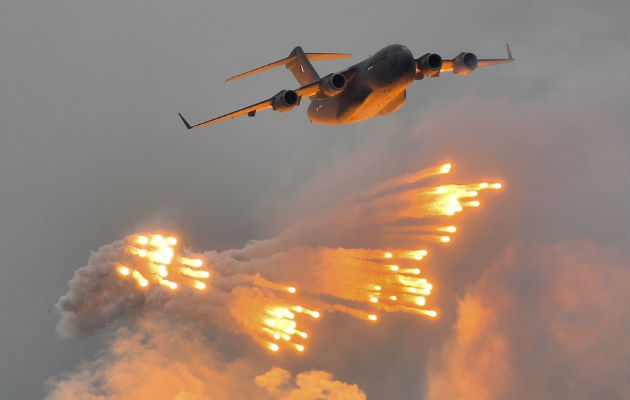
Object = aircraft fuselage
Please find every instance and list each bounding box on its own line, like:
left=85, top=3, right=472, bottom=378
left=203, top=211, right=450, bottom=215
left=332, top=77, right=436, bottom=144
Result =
left=307, top=44, right=416, bottom=124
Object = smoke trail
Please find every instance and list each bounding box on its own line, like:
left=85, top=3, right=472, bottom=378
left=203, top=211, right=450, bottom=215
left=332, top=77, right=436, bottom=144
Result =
left=56, top=162, right=502, bottom=353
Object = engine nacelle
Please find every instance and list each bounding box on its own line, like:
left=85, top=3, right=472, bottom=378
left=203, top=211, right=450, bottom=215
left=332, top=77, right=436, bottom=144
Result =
left=415, top=53, right=442, bottom=79
left=452, top=52, right=477, bottom=75
left=271, top=89, right=299, bottom=112
left=320, top=73, right=347, bottom=97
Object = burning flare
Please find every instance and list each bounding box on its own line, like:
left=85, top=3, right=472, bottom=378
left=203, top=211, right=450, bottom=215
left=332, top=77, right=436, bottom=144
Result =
left=230, top=287, right=317, bottom=353
left=60, top=162, right=503, bottom=353
left=118, top=234, right=211, bottom=291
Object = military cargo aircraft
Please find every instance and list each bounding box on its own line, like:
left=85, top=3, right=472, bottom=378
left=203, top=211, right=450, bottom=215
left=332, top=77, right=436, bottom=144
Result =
left=178, top=44, right=513, bottom=130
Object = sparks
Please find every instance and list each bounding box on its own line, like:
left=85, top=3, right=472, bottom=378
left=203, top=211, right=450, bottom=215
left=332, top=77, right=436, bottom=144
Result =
left=108, top=162, right=502, bottom=354
left=118, top=233, right=211, bottom=291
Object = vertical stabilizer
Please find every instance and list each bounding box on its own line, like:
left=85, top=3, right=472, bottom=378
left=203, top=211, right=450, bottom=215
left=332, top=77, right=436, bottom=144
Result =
left=286, top=47, right=320, bottom=85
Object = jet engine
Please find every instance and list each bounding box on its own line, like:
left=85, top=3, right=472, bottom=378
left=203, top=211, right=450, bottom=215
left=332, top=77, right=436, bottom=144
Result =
left=415, top=53, right=442, bottom=79
left=452, top=52, right=478, bottom=75
left=271, top=89, right=300, bottom=112
left=320, top=73, right=347, bottom=97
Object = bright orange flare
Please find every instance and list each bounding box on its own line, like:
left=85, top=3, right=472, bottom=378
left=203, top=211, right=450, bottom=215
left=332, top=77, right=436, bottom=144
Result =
left=231, top=290, right=312, bottom=353
left=424, top=310, right=438, bottom=318
left=251, top=275, right=299, bottom=295
left=180, top=267, right=210, bottom=279
left=112, top=164, right=503, bottom=354
left=119, top=233, right=211, bottom=291
left=132, top=271, right=149, bottom=288
left=157, top=265, right=168, bottom=277
left=118, top=265, right=131, bottom=276
left=181, top=258, right=203, bottom=268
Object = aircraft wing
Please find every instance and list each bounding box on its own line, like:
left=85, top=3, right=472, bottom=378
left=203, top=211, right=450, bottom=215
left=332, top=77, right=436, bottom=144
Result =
left=441, top=43, right=514, bottom=73
left=178, top=98, right=273, bottom=130
left=178, top=77, right=341, bottom=130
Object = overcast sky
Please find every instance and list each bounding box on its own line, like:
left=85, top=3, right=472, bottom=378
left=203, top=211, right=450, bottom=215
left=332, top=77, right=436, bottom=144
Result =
left=1, top=0, right=628, bottom=398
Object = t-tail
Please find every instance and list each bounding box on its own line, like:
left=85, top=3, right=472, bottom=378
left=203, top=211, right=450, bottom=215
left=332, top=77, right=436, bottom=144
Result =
left=225, top=46, right=351, bottom=85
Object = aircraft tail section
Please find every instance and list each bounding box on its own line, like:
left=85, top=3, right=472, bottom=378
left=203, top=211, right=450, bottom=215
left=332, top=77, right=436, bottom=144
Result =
left=225, top=47, right=351, bottom=85
left=286, top=46, right=319, bottom=86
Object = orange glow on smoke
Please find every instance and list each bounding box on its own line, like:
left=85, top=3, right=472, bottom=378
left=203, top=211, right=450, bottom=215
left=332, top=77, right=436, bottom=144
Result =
left=230, top=287, right=318, bottom=353
left=309, top=248, right=439, bottom=320
left=109, top=162, right=502, bottom=354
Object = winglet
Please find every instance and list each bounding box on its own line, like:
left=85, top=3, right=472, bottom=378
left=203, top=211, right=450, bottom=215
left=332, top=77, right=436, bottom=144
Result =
left=178, top=113, right=193, bottom=130
left=506, top=43, right=513, bottom=60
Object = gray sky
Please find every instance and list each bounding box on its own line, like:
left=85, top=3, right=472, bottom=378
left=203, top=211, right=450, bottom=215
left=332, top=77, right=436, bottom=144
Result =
left=1, top=0, right=628, bottom=398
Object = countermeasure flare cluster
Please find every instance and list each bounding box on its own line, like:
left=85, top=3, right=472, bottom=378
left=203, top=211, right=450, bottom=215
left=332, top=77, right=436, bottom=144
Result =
left=118, top=234, right=210, bottom=291
left=104, top=162, right=503, bottom=354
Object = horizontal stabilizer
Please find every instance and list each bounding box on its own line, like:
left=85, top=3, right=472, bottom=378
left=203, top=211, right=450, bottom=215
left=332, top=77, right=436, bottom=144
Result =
left=226, top=51, right=351, bottom=82
left=226, top=55, right=298, bottom=82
